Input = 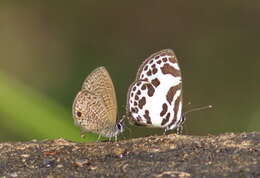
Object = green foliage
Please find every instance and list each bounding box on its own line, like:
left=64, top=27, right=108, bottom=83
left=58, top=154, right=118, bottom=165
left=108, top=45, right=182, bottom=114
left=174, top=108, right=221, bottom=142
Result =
left=0, top=71, right=97, bottom=142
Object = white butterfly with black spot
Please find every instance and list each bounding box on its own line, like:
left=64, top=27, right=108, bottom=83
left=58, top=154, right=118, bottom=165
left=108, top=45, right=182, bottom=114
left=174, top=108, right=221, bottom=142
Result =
left=126, top=49, right=185, bottom=133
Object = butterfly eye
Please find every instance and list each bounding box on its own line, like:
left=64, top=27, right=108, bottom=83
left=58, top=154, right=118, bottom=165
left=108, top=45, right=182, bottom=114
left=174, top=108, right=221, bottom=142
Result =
left=76, top=111, right=82, bottom=117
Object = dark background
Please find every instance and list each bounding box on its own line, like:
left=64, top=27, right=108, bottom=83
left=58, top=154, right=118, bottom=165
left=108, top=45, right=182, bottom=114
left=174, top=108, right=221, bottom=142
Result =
left=0, top=1, right=259, bottom=142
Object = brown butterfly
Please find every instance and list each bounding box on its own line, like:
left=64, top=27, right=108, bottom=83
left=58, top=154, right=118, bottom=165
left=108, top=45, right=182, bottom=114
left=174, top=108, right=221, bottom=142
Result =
left=72, top=67, right=123, bottom=141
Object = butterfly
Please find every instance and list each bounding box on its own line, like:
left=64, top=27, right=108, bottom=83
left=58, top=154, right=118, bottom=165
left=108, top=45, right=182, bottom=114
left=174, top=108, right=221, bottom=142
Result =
left=126, top=49, right=185, bottom=134
left=72, top=66, right=123, bottom=141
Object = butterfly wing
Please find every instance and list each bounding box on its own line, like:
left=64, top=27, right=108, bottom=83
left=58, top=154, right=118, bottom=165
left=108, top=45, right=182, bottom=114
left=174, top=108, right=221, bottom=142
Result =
left=127, top=49, right=183, bottom=130
left=72, top=90, right=109, bottom=134
left=126, top=80, right=154, bottom=127
left=81, top=67, right=117, bottom=126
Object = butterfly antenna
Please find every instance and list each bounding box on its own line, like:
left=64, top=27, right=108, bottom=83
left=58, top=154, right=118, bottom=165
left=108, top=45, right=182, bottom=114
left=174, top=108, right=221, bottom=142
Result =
left=184, top=105, right=213, bottom=116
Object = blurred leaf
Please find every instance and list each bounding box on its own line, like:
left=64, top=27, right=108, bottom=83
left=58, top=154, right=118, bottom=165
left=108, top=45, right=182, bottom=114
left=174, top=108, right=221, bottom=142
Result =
left=0, top=71, right=97, bottom=142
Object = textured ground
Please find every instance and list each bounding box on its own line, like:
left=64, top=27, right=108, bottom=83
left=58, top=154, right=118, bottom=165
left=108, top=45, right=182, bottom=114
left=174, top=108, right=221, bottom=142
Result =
left=0, top=132, right=259, bottom=178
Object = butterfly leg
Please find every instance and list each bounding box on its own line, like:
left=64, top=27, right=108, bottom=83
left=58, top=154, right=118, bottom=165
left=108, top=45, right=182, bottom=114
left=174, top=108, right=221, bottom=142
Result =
left=80, top=130, right=86, bottom=138
left=163, top=126, right=170, bottom=135
left=176, top=125, right=183, bottom=135
left=163, top=129, right=167, bottom=135
left=176, top=115, right=185, bottom=134
left=96, top=134, right=102, bottom=142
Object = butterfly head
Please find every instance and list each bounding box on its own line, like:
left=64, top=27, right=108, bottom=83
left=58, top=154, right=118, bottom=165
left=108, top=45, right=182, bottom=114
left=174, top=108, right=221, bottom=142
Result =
left=116, top=118, right=124, bottom=133
left=97, top=119, right=124, bottom=139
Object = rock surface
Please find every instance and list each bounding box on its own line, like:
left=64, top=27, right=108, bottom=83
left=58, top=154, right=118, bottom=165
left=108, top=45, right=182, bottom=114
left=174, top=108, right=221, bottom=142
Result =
left=0, top=132, right=259, bottom=177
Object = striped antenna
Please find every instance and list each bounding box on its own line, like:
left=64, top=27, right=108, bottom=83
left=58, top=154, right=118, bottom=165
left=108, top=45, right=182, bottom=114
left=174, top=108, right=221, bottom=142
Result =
left=184, top=105, right=213, bottom=116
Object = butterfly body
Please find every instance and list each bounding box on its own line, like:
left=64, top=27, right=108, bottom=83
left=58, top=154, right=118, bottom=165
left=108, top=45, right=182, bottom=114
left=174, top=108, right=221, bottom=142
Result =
left=73, top=67, right=123, bottom=139
left=127, top=49, right=185, bottom=132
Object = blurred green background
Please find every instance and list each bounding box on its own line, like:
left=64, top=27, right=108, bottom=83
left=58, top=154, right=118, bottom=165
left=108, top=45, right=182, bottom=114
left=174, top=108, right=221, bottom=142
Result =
left=0, top=1, right=259, bottom=142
